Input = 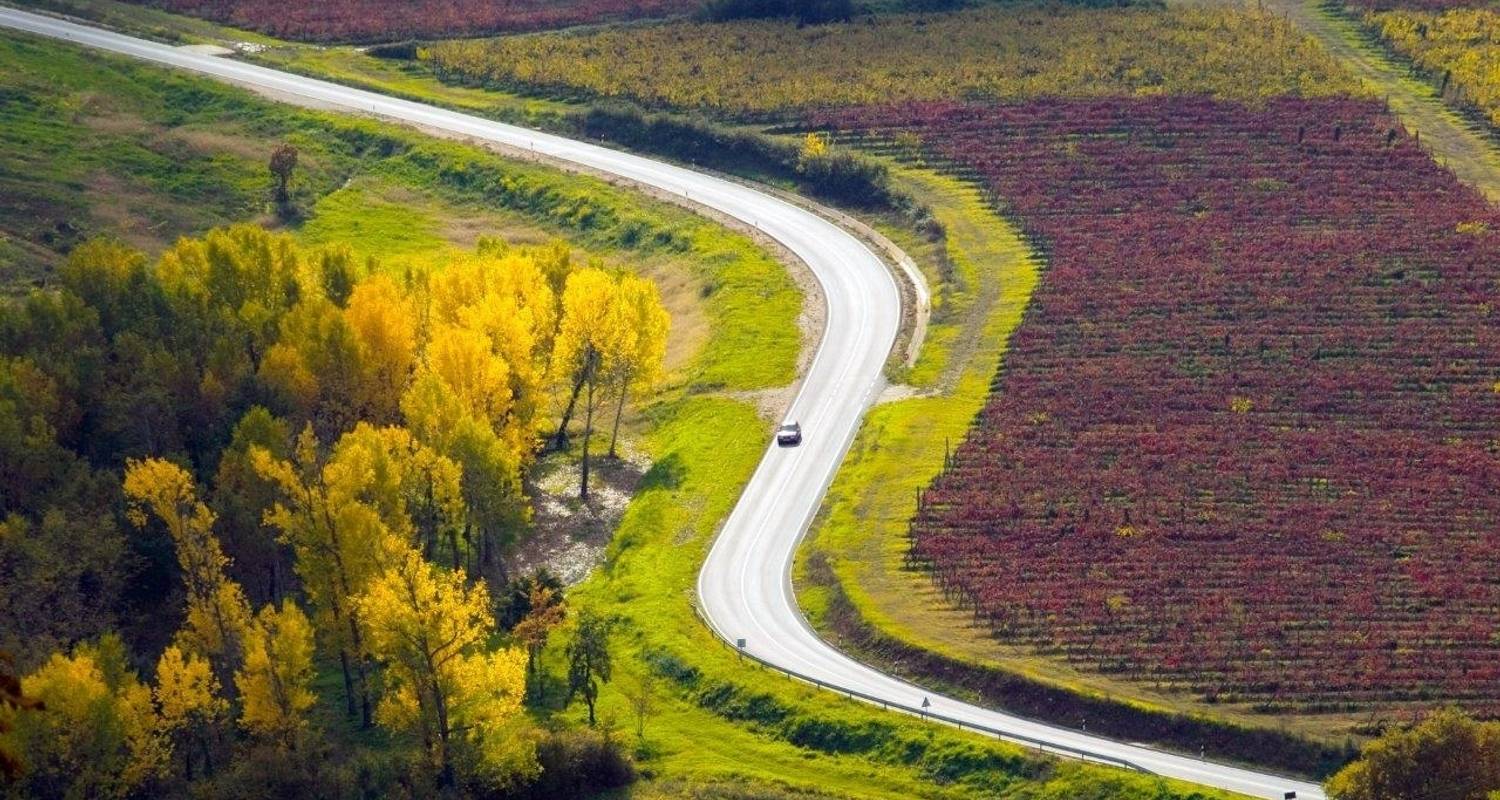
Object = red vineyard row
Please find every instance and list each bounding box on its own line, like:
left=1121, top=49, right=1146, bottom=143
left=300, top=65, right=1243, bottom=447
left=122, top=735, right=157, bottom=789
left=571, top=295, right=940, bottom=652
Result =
left=130, top=0, right=700, bottom=42
left=816, top=96, right=1500, bottom=714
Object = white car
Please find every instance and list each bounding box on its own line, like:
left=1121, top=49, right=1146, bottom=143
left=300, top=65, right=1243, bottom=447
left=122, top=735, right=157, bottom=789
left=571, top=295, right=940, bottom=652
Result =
left=775, top=421, right=802, bottom=447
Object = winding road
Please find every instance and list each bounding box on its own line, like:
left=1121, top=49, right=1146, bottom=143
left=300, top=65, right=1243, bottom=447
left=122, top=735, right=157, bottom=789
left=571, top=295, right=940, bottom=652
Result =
left=0, top=7, right=1322, bottom=798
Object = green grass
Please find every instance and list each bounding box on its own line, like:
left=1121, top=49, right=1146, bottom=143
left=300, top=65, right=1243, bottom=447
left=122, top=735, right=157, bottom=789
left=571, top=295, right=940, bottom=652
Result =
left=0, top=28, right=798, bottom=390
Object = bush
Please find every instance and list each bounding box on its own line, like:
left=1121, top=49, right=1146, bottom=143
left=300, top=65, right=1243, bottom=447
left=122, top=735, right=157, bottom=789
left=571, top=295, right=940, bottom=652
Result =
left=498, top=729, right=636, bottom=800
left=577, top=104, right=895, bottom=209
left=701, top=0, right=854, bottom=24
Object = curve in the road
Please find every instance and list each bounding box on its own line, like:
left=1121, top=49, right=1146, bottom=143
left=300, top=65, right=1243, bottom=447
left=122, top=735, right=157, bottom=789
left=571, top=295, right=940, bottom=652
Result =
left=0, top=8, right=1322, bottom=798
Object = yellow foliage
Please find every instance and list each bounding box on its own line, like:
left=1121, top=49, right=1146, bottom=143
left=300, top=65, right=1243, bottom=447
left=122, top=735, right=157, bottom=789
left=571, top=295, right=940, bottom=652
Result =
left=153, top=645, right=225, bottom=733
left=1372, top=7, right=1500, bottom=129
left=358, top=546, right=532, bottom=778
left=18, top=647, right=167, bottom=796
left=235, top=600, right=317, bottom=745
left=123, top=459, right=251, bottom=666
left=345, top=274, right=419, bottom=422
left=425, top=6, right=1361, bottom=115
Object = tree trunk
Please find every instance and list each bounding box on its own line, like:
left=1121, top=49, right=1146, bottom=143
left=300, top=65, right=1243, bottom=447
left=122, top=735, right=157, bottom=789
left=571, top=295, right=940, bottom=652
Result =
left=348, top=613, right=372, bottom=728
left=580, top=379, right=595, bottom=500
left=552, top=369, right=588, bottom=451
left=339, top=648, right=355, bottom=719
left=608, top=380, right=628, bottom=459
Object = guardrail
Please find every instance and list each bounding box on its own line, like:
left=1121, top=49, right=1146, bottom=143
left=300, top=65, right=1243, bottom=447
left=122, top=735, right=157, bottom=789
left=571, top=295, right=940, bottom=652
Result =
left=688, top=602, right=1147, bottom=774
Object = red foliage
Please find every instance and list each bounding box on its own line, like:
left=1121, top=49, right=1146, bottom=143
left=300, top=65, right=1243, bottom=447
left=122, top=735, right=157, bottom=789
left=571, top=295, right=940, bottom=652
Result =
left=132, top=0, right=700, bottom=42
left=819, top=97, right=1500, bottom=713
left=1343, top=0, right=1486, bottom=10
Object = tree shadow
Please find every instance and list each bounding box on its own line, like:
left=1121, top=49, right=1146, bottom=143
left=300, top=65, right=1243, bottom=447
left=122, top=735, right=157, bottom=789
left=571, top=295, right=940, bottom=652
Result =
left=639, top=453, right=685, bottom=492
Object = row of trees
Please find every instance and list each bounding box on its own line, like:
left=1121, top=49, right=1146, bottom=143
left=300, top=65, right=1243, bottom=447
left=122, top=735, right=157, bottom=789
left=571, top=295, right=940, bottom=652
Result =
left=0, top=224, right=667, bottom=795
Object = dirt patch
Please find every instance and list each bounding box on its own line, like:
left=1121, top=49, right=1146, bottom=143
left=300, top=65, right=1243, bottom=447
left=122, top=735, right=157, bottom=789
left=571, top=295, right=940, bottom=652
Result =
left=513, top=439, right=651, bottom=586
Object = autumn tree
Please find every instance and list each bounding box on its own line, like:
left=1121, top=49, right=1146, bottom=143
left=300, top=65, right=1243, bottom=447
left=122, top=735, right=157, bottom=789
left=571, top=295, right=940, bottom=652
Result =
left=357, top=547, right=531, bottom=786
left=124, top=458, right=252, bottom=695
left=212, top=407, right=294, bottom=606
left=565, top=609, right=613, bottom=727
left=0, top=650, right=42, bottom=779
left=234, top=599, right=316, bottom=748
left=404, top=251, right=558, bottom=583
left=254, top=424, right=462, bottom=728
left=343, top=274, right=418, bottom=424
left=552, top=268, right=629, bottom=498
left=605, top=274, right=668, bottom=458
left=7, top=637, right=167, bottom=799
left=269, top=143, right=298, bottom=218
left=512, top=584, right=566, bottom=702
left=154, top=645, right=226, bottom=781
left=254, top=427, right=390, bottom=727
left=1326, top=708, right=1500, bottom=800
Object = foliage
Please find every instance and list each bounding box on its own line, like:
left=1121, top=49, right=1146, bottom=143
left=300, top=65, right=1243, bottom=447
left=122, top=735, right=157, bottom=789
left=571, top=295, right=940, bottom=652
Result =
left=356, top=546, right=532, bottom=785
left=576, top=104, right=897, bottom=208
left=701, top=0, right=854, bottom=24
left=0, top=651, right=41, bottom=779
left=233, top=600, right=316, bottom=746
left=821, top=96, right=1500, bottom=714
left=509, top=729, right=635, bottom=800
left=124, top=458, right=253, bottom=685
left=423, top=5, right=1361, bottom=116
left=123, top=0, right=702, bottom=41
left=6, top=639, right=167, bottom=799
left=1364, top=7, right=1500, bottom=129
left=1326, top=709, right=1500, bottom=799
left=566, top=609, right=614, bottom=726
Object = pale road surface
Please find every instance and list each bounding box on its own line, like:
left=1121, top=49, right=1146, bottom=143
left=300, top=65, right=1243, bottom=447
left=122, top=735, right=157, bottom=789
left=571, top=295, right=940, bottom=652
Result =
left=0, top=8, right=1321, bottom=798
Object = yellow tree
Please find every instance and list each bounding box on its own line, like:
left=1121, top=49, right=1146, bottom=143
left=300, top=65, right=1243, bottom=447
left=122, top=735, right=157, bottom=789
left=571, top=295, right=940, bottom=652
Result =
left=153, top=645, right=226, bottom=781
left=551, top=268, right=627, bottom=498
left=605, top=274, right=669, bottom=459
left=9, top=638, right=167, bottom=799
left=234, top=600, right=316, bottom=748
left=344, top=274, right=418, bottom=424
left=123, top=459, right=252, bottom=692
left=252, top=426, right=390, bottom=728
left=357, top=546, right=531, bottom=787
left=253, top=423, right=460, bottom=727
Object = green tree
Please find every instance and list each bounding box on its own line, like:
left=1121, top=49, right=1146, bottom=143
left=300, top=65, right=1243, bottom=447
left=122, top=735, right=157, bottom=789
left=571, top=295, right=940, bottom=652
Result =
left=565, top=609, right=613, bottom=726
left=1327, top=708, right=1500, bottom=800
left=0, top=650, right=42, bottom=779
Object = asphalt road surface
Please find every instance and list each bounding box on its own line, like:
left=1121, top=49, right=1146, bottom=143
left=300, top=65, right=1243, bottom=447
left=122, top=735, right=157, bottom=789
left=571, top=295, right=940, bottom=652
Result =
left=0, top=8, right=1325, bottom=798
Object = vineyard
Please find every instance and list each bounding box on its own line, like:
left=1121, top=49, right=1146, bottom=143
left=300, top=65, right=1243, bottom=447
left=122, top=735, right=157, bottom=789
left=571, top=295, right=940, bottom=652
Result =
left=819, top=97, right=1500, bottom=714
left=424, top=6, right=1360, bottom=116
left=1360, top=6, right=1500, bottom=129
left=125, top=0, right=700, bottom=41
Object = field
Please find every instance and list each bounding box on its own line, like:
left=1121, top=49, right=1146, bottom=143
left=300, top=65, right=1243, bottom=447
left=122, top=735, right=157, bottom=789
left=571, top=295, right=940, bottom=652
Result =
left=820, top=95, right=1500, bottom=716
left=424, top=5, right=1362, bottom=117
left=121, top=0, right=702, bottom=42
left=1359, top=6, right=1500, bottom=127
